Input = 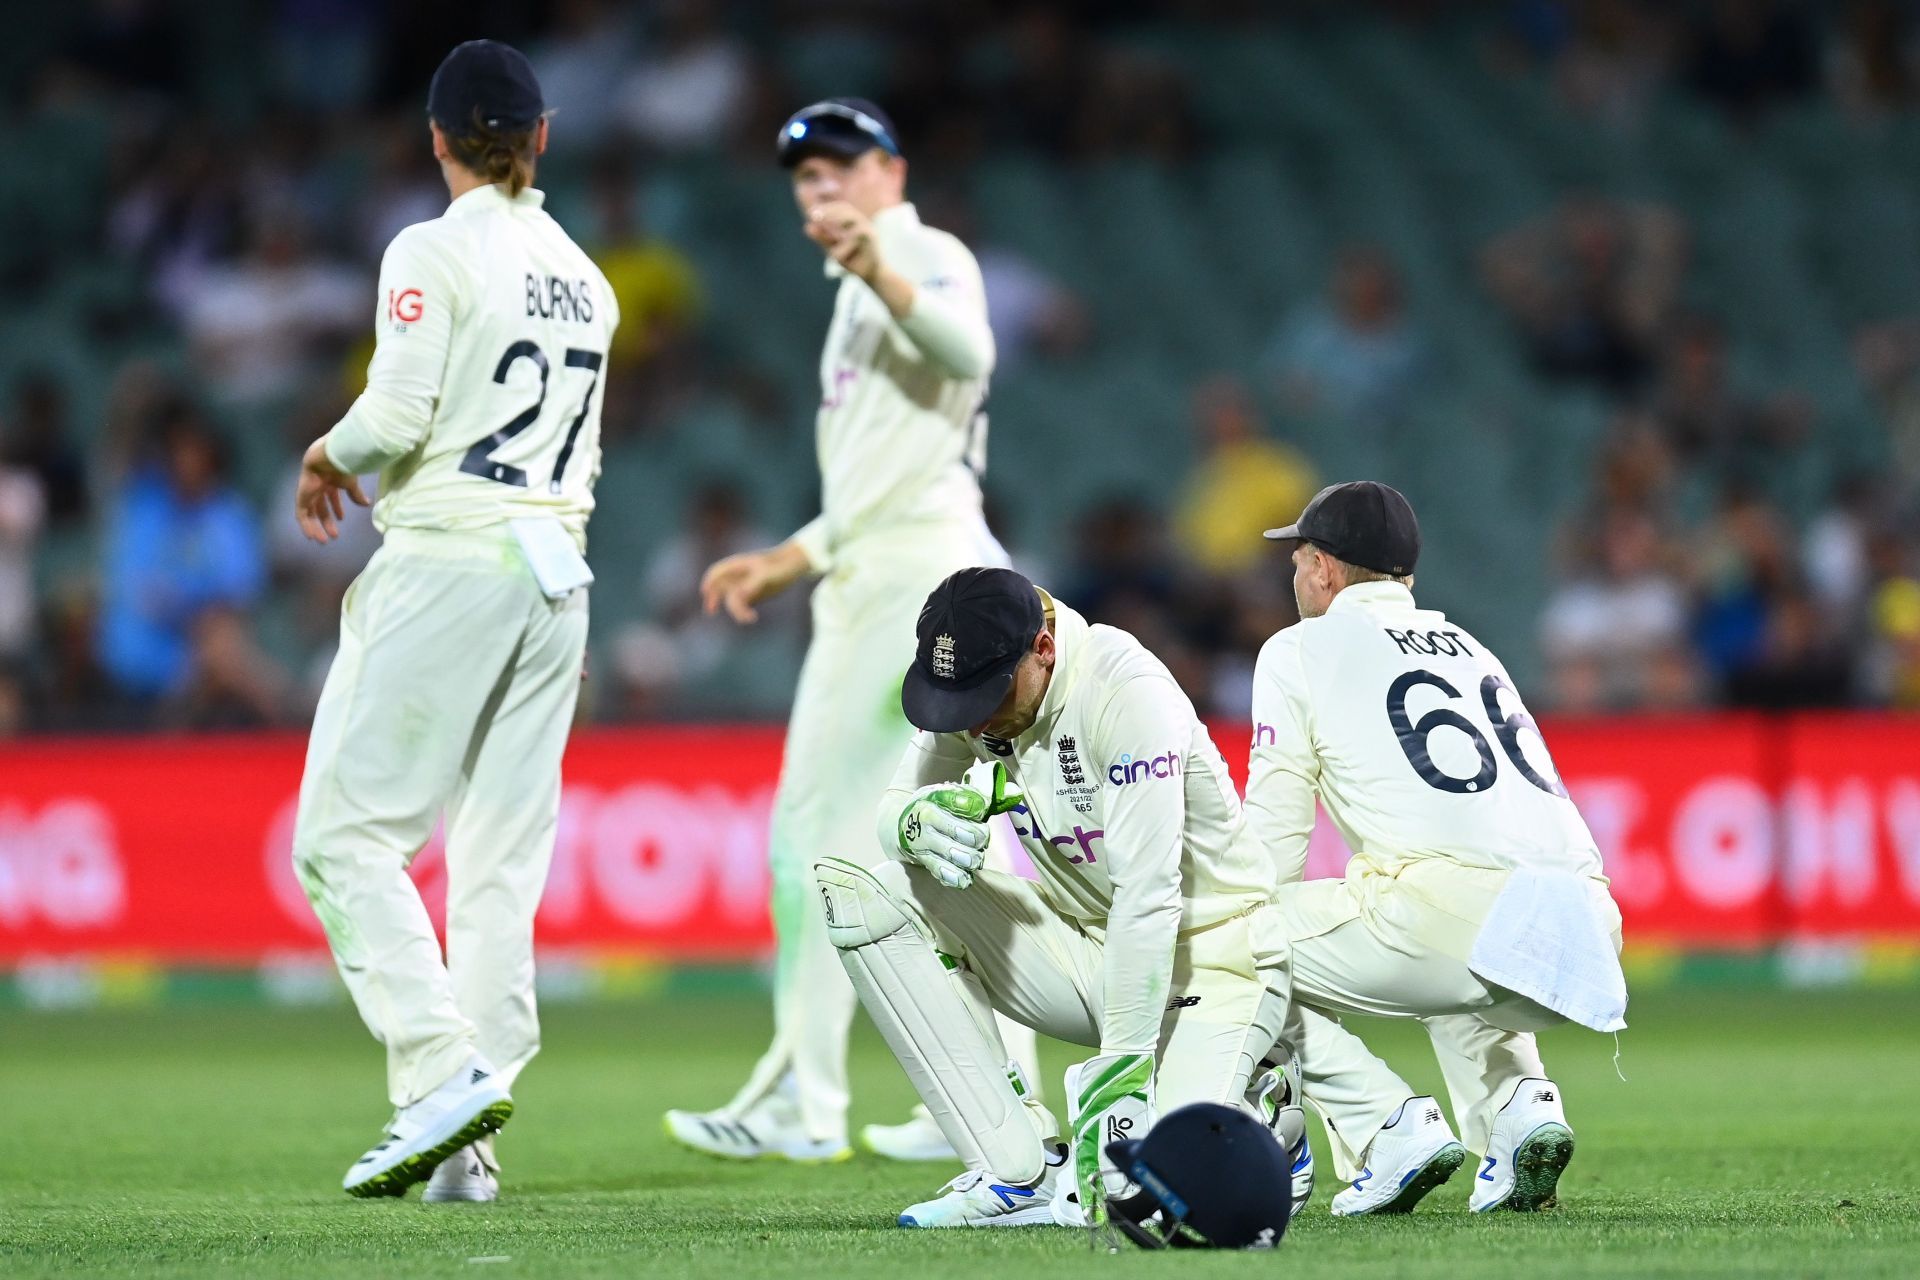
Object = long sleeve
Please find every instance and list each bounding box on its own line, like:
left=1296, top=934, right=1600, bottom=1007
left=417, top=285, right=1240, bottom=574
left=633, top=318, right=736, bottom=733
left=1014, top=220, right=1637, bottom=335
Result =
left=1246, top=631, right=1319, bottom=885
left=888, top=233, right=994, bottom=382
left=787, top=514, right=833, bottom=575
left=323, top=225, right=462, bottom=476
left=873, top=728, right=975, bottom=860
left=1091, top=676, right=1190, bottom=1055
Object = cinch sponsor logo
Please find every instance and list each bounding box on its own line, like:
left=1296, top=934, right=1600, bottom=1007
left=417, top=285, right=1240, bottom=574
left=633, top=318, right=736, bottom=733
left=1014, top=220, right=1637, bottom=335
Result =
left=1008, top=802, right=1102, bottom=864
left=1108, top=751, right=1180, bottom=785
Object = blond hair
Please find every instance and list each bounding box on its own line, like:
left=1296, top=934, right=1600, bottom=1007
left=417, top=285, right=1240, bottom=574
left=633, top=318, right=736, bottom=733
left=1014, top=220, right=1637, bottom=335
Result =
left=444, top=109, right=540, bottom=196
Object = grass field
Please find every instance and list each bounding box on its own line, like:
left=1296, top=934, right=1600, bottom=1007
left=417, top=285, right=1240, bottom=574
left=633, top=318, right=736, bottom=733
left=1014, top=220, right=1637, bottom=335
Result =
left=3, top=985, right=1917, bottom=1278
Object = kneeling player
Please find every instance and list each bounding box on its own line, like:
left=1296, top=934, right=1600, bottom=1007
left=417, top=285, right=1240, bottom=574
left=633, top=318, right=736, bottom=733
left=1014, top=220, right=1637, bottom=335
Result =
left=817, top=567, right=1312, bottom=1228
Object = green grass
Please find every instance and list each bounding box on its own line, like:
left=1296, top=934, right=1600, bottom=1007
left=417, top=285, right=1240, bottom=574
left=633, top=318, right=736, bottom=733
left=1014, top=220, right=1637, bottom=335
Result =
left=3, top=986, right=1916, bottom=1277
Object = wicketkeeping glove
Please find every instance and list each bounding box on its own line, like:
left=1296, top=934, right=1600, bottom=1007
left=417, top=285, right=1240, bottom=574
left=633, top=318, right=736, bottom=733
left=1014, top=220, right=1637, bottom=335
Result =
left=893, top=782, right=991, bottom=889
left=1065, top=1052, right=1156, bottom=1228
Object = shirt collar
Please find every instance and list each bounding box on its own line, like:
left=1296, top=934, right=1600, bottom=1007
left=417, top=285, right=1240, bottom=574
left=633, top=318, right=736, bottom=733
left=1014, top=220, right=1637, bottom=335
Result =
left=446, top=184, right=546, bottom=218
left=1327, top=579, right=1416, bottom=615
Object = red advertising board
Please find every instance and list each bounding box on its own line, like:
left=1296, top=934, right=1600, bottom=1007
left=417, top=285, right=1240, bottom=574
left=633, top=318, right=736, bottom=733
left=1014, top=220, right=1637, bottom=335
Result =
left=1, top=715, right=1916, bottom=965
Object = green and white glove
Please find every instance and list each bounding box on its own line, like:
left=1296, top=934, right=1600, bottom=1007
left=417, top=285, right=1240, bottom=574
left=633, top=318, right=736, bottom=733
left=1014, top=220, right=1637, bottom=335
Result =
left=1065, top=1052, right=1156, bottom=1227
left=893, top=782, right=990, bottom=889
left=982, top=761, right=1025, bottom=816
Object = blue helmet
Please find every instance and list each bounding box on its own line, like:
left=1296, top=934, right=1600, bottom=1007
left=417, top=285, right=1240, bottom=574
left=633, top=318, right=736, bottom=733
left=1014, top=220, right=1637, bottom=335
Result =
left=1104, top=1102, right=1294, bottom=1249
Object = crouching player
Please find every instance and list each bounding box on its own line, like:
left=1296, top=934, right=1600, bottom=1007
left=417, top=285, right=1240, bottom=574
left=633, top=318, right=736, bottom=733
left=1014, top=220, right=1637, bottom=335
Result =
left=815, top=567, right=1310, bottom=1227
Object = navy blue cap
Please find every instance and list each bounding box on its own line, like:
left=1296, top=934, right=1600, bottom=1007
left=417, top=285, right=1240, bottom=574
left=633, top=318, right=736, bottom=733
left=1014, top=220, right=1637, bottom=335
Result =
left=1264, top=480, right=1421, bottom=576
left=777, top=98, right=901, bottom=167
left=901, top=567, right=1043, bottom=734
left=428, top=39, right=545, bottom=133
left=1105, top=1103, right=1293, bottom=1250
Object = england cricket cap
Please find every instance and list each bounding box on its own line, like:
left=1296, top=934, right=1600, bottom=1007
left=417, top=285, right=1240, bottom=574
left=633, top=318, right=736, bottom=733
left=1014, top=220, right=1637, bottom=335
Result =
left=901, top=567, right=1044, bottom=734
left=1264, top=480, right=1421, bottom=576
left=1104, top=1103, right=1294, bottom=1250
left=428, top=39, right=545, bottom=133
left=777, top=97, right=901, bottom=168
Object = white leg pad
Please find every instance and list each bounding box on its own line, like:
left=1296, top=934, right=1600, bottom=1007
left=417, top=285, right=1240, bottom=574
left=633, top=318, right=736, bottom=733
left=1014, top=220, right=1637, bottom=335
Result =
left=814, top=857, right=1045, bottom=1184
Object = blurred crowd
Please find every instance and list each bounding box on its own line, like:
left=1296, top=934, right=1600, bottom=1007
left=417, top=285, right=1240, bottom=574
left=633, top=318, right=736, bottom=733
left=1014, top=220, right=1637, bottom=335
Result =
left=3, top=0, right=1919, bottom=735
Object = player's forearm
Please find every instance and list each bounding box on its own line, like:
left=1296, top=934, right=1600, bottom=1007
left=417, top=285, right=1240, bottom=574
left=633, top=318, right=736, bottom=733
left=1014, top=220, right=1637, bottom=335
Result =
left=875, top=734, right=973, bottom=855
left=322, top=385, right=434, bottom=476
left=1098, top=897, right=1182, bottom=1054
left=866, top=266, right=994, bottom=380
left=1244, top=762, right=1314, bottom=884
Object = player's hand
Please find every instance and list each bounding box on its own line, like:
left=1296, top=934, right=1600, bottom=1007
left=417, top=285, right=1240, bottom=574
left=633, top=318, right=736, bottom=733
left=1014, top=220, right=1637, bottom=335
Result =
left=294, top=438, right=370, bottom=545
left=699, top=541, right=811, bottom=624
left=806, top=201, right=882, bottom=282
left=893, top=782, right=990, bottom=889
left=1066, top=1052, right=1156, bottom=1228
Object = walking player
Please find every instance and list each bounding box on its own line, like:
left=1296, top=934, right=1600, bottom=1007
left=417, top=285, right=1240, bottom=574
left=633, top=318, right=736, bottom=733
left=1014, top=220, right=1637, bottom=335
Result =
left=291, top=40, right=617, bottom=1200
left=664, top=99, right=1033, bottom=1164
left=1246, top=481, right=1628, bottom=1214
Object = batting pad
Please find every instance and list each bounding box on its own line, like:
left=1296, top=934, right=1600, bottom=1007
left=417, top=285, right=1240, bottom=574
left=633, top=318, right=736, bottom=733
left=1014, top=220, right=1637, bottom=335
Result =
left=814, top=857, right=1046, bottom=1185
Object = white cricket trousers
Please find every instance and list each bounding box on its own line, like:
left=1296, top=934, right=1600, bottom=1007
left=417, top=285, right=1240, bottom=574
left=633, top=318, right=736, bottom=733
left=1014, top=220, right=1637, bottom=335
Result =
left=878, top=862, right=1288, bottom=1112
left=293, top=527, right=588, bottom=1109
left=1264, top=857, right=1624, bottom=1178
left=726, top=515, right=1029, bottom=1139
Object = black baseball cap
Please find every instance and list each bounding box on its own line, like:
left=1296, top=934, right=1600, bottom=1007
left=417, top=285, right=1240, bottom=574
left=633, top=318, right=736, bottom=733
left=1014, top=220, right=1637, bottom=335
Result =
left=901, top=567, right=1043, bottom=734
left=1105, top=1103, right=1293, bottom=1250
left=777, top=97, right=901, bottom=168
left=428, top=39, right=545, bottom=133
left=1264, top=480, right=1421, bottom=576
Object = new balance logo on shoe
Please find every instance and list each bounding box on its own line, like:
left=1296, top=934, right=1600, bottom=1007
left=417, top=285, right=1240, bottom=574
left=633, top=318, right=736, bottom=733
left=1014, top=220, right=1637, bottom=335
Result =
left=989, top=1183, right=1036, bottom=1209
left=1535, top=1089, right=1556, bottom=1103
left=1424, top=1107, right=1442, bottom=1125
left=1166, top=995, right=1202, bottom=1009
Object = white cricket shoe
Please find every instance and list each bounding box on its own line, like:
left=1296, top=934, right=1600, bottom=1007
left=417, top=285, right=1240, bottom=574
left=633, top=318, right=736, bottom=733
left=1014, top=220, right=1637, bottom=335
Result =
left=423, top=1139, right=499, bottom=1203
left=1471, top=1078, right=1574, bottom=1213
left=343, top=1053, right=513, bottom=1198
left=898, top=1142, right=1070, bottom=1228
left=1330, top=1096, right=1466, bottom=1216
left=663, top=1081, right=851, bottom=1164
left=862, top=1104, right=960, bottom=1162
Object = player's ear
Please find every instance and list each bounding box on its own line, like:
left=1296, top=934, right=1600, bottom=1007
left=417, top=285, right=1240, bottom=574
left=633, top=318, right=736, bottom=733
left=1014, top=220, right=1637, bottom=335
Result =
left=429, top=120, right=448, bottom=162
left=535, top=116, right=550, bottom=156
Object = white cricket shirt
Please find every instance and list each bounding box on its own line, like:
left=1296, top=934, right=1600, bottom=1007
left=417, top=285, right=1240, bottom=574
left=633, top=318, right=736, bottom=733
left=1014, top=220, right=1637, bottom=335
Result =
left=789, top=202, right=993, bottom=570
left=323, top=184, right=620, bottom=548
left=1246, top=581, right=1603, bottom=883
left=880, top=595, right=1275, bottom=1055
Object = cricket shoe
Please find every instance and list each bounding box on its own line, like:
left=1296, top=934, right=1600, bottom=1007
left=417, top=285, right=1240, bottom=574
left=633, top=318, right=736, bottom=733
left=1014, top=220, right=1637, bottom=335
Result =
left=863, top=1104, right=959, bottom=1162
left=1330, top=1096, right=1467, bottom=1216
left=1471, top=1078, right=1573, bottom=1213
left=898, top=1142, right=1070, bottom=1228
left=343, top=1054, right=513, bottom=1198
left=663, top=1083, right=851, bottom=1164
left=423, top=1139, right=498, bottom=1204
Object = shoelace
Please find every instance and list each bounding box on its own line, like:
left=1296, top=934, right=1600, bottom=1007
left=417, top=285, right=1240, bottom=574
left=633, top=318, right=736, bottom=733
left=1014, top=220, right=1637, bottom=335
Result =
left=941, top=1169, right=987, bottom=1194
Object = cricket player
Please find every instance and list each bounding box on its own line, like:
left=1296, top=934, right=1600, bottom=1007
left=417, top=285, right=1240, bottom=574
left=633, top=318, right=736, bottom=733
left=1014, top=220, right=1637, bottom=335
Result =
left=290, top=40, right=617, bottom=1201
left=816, top=566, right=1324, bottom=1228
left=1246, top=481, right=1628, bottom=1215
left=663, top=98, right=1034, bottom=1164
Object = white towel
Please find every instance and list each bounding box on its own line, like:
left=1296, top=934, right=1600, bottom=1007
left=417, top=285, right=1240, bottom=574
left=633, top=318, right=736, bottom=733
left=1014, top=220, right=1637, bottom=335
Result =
left=1469, top=869, right=1628, bottom=1033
